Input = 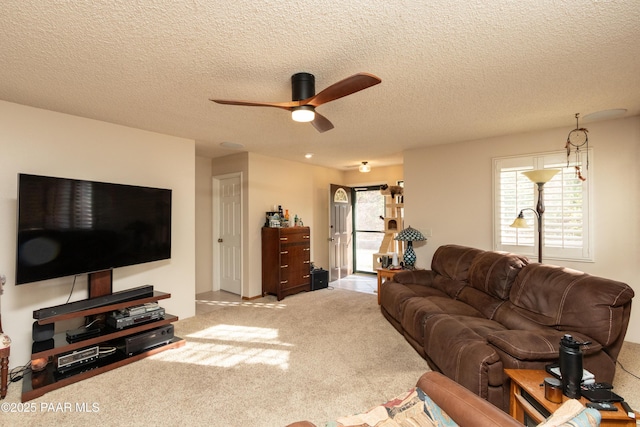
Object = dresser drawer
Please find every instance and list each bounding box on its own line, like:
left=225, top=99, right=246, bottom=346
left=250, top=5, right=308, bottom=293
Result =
left=278, top=227, right=310, bottom=244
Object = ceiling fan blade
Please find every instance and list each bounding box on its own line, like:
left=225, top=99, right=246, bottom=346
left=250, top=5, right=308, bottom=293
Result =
left=210, top=98, right=300, bottom=110
left=304, top=73, right=382, bottom=107
left=310, top=112, right=334, bottom=133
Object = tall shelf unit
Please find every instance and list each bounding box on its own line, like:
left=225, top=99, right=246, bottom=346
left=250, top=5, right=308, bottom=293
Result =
left=22, top=290, right=185, bottom=402
left=373, top=185, right=404, bottom=269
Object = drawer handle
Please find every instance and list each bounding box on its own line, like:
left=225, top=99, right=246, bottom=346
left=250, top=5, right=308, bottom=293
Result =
left=280, top=237, right=288, bottom=241
left=303, top=275, right=310, bottom=279
left=303, top=248, right=310, bottom=251
left=303, top=235, right=310, bottom=239
left=280, top=280, right=288, bottom=284
left=303, top=260, right=310, bottom=264
left=280, top=251, right=288, bottom=254
left=280, top=264, right=288, bottom=268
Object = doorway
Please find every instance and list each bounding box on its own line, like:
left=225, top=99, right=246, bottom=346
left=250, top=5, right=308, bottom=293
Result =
left=329, top=184, right=387, bottom=279
left=212, top=173, right=242, bottom=296
left=329, top=184, right=352, bottom=281
left=353, top=186, right=386, bottom=273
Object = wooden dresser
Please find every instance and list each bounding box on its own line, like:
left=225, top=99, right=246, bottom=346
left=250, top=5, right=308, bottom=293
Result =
left=262, top=227, right=311, bottom=300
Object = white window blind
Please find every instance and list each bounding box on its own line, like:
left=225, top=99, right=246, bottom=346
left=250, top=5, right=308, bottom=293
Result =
left=493, top=150, right=592, bottom=262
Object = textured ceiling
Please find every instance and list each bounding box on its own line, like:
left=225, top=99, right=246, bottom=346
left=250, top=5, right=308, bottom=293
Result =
left=1, top=1, right=639, bottom=170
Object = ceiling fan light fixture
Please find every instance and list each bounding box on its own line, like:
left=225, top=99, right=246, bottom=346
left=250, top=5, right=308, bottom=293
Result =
left=359, top=161, right=371, bottom=173
left=292, top=105, right=315, bottom=122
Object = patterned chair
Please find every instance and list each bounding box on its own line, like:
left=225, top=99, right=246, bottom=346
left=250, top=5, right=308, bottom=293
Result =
left=0, top=276, right=9, bottom=399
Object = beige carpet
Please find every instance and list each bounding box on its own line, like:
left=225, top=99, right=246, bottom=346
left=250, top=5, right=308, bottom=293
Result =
left=3, top=288, right=639, bottom=426
left=3, top=289, right=430, bottom=426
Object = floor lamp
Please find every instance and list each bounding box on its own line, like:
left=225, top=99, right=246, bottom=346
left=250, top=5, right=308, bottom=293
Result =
left=510, top=169, right=560, bottom=263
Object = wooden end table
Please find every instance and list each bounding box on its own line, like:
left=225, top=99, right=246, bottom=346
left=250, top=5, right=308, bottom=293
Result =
left=376, top=268, right=403, bottom=305
left=505, top=369, right=635, bottom=427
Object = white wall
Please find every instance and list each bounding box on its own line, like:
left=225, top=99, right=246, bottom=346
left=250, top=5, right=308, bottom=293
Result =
left=211, top=153, right=343, bottom=298
left=246, top=153, right=343, bottom=298
left=404, top=116, right=640, bottom=343
left=0, top=101, right=196, bottom=368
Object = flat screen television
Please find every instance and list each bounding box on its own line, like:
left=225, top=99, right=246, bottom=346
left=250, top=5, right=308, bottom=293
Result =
left=16, top=174, right=172, bottom=285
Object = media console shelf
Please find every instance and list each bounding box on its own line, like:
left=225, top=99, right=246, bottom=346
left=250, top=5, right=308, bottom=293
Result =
left=22, top=290, right=185, bottom=402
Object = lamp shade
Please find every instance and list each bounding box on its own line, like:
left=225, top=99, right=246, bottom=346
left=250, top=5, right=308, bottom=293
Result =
left=359, top=162, right=371, bottom=173
left=291, top=106, right=315, bottom=122
left=394, top=226, right=426, bottom=242
left=522, top=169, right=560, bottom=184
left=510, top=212, right=529, bottom=228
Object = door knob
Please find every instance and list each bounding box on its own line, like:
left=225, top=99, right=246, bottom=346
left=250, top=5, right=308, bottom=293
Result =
left=218, top=238, right=223, bottom=243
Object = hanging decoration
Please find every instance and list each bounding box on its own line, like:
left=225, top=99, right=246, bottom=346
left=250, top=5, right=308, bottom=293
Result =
left=565, top=113, right=588, bottom=181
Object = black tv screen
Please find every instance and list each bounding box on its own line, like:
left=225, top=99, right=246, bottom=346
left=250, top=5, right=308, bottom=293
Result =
left=16, top=174, right=172, bottom=285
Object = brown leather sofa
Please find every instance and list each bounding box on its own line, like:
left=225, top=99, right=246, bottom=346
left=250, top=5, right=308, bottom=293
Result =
left=288, top=371, right=521, bottom=427
left=380, top=244, right=634, bottom=411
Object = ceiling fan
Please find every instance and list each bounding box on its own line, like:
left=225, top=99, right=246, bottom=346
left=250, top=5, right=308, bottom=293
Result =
left=210, top=72, right=382, bottom=133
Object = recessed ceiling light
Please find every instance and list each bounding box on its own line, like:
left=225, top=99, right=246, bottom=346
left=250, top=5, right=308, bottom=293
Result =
left=582, top=109, right=627, bottom=122
left=220, top=141, right=245, bottom=150
left=305, top=153, right=313, bottom=159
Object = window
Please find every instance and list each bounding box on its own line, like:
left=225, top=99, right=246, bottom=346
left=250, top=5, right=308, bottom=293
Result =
left=493, top=150, right=593, bottom=262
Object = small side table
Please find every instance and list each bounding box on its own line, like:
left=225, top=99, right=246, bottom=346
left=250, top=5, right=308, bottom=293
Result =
left=505, top=369, right=635, bottom=427
left=376, top=268, right=402, bottom=305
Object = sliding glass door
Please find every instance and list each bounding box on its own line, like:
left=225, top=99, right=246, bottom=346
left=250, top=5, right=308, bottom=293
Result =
left=353, top=186, right=385, bottom=273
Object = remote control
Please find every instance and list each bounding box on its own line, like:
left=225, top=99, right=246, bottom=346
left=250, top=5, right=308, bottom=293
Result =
left=586, top=402, right=618, bottom=411
left=582, top=382, right=613, bottom=390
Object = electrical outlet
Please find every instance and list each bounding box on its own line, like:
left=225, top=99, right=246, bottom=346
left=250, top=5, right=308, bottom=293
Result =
left=424, top=229, right=433, bottom=237
left=0, top=274, right=5, bottom=285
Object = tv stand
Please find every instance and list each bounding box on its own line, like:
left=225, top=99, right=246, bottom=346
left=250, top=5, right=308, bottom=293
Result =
left=22, top=289, right=185, bottom=402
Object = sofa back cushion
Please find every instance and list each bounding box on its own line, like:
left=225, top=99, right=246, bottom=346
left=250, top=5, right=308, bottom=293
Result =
left=467, top=251, right=529, bottom=300
left=431, top=245, right=483, bottom=281
left=506, top=263, right=634, bottom=347
left=453, top=251, right=528, bottom=319
left=430, top=245, right=484, bottom=298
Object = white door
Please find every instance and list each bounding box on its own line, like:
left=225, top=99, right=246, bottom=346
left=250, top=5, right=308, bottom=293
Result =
left=218, top=176, right=242, bottom=295
left=329, top=184, right=353, bottom=281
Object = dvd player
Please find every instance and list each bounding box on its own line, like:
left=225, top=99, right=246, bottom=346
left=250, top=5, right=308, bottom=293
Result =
left=34, top=285, right=154, bottom=320
left=107, top=307, right=165, bottom=329
left=119, top=324, right=174, bottom=356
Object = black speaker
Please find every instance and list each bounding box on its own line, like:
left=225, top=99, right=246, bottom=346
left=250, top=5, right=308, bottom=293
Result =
left=311, top=269, right=329, bottom=291
left=33, top=321, right=55, bottom=342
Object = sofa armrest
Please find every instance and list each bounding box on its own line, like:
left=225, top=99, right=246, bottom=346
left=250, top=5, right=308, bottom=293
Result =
left=488, top=330, right=602, bottom=361
left=416, top=371, right=521, bottom=427
left=391, top=269, right=435, bottom=286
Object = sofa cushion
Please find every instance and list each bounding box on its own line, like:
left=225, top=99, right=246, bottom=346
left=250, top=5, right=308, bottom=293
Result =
left=467, top=250, right=528, bottom=300
left=401, top=296, right=484, bottom=345
left=431, top=245, right=484, bottom=282
left=390, top=269, right=435, bottom=286
left=424, top=315, right=505, bottom=393
left=508, top=264, right=635, bottom=347
left=380, top=280, right=448, bottom=325
left=455, top=287, right=508, bottom=321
